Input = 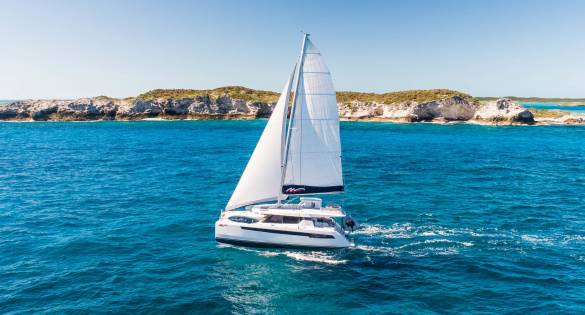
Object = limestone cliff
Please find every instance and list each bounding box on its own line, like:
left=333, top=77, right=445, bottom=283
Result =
left=1, top=89, right=582, bottom=125
left=0, top=96, right=275, bottom=121
left=472, top=99, right=534, bottom=124
left=338, top=96, right=477, bottom=122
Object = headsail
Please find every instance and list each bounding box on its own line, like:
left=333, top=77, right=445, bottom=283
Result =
left=225, top=70, right=295, bottom=210
left=282, top=37, right=344, bottom=195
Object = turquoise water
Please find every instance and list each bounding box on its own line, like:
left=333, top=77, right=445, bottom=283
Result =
left=1, top=121, right=585, bottom=314
left=521, top=102, right=585, bottom=113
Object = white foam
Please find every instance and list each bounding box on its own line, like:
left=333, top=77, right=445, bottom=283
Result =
left=352, top=223, right=403, bottom=236
left=257, top=251, right=280, bottom=257
left=354, top=245, right=397, bottom=255
left=407, top=247, right=460, bottom=257
left=279, top=251, right=348, bottom=265
left=353, top=223, right=420, bottom=239
left=220, top=244, right=347, bottom=265
left=562, top=235, right=585, bottom=243
left=354, top=223, right=460, bottom=239
left=521, top=234, right=555, bottom=245
left=432, top=248, right=460, bottom=256
left=395, top=238, right=473, bottom=250
left=252, top=250, right=347, bottom=265
left=218, top=243, right=259, bottom=252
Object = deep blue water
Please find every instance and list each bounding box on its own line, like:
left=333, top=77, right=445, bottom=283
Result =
left=521, top=102, right=585, bottom=113
left=1, top=121, right=585, bottom=314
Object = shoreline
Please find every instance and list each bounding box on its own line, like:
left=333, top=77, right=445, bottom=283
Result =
left=2, top=92, right=584, bottom=126
left=1, top=116, right=583, bottom=126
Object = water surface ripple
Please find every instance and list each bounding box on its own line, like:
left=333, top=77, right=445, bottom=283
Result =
left=1, top=121, right=584, bottom=314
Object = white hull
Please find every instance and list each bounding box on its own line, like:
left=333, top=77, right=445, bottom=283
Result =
left=215, top=202, right=352, bottom=249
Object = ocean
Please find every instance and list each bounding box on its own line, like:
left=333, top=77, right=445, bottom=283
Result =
left=521, top=102, right=585, bottom=113
left=1, top=121, right=584, bottom=314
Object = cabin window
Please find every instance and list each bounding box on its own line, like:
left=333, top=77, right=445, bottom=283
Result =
left=314, top=217, right=335, bottom=228
left=263, top=215, right=300, bottom=224
left=264, top=215, right=283, bottom=223
left=283, top=216, right=300, bottom=224
left=228, top=216, right=258, bottom=224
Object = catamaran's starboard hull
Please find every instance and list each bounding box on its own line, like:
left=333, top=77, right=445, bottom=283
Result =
left=215, top=220, right=351, bottom=249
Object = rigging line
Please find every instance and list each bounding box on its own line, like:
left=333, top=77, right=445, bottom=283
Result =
left=280, top=33, right=308, bottom=199
left=294, top=118, right=338, bottom=121
left=287, top=151, right=341, bottom=154
left=299, top=73, right=303, bottom=189
left=339, top=130, right=345, bottom=188
left=277, top=65, right=297, bottom=205
left=298, top=93, right=336, bottom=95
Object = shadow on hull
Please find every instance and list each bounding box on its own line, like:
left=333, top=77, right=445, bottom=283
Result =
left=216, top=237, right=348, bottom=250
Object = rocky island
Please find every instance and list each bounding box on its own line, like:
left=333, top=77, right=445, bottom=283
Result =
left=1, top=86, right=583, bottom=125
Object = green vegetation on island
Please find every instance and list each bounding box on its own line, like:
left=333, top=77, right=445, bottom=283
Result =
left=137, top=87, right=476, bottom=105
left=135, top=86, right=585, bottom=107
left=137, top=86, right=279, bottom=103
left=528, top=108, right=567, bottom=119
left=336, top=89, right=474, bottom=104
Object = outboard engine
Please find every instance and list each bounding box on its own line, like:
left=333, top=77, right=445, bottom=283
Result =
left=343, top=216, right=357, bottom=232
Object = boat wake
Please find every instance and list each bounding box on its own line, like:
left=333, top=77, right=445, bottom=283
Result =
left=218, top=243, right=347, bottom=265
left=218, top=223, right=585, bottom=263
left=259, top=251, right=348, bottom=265
left=352, top=222, right=585, bottom=258
left=353, top=223, right=461, bottom=238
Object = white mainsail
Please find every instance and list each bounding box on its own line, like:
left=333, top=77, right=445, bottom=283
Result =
left=282, top=37, right=344, bottom=195
left=225, top=70, right=295, bottom=210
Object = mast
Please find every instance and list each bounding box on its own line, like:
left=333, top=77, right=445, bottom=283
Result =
left=278, top=33, right=309, bottom=206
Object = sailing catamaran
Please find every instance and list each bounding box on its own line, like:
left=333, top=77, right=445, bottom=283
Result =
left=215, top=34, right=354, bottom=249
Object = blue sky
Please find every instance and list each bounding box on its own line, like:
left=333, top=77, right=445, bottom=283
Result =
left=1, top=0, right=584, bottom=99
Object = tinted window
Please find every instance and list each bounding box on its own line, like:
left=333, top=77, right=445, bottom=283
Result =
left=315, top=218, right=335, bottom=227
left=229, top=216, right=258, bottom=224
left=264, top=215, right=283, bottom=223
left=283, top=216, right=300, bottom=224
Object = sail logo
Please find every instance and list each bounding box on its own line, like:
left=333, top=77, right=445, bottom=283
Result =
left=285, top=187, right=306, bottom=194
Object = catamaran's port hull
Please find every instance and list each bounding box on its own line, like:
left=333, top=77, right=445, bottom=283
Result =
left=215, top=221, right=351, bottom=249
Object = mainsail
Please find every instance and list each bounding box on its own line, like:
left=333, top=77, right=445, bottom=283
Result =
left=282, top=37, right=344, bottom=195
left=225, top=70, right=295, bottom=210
